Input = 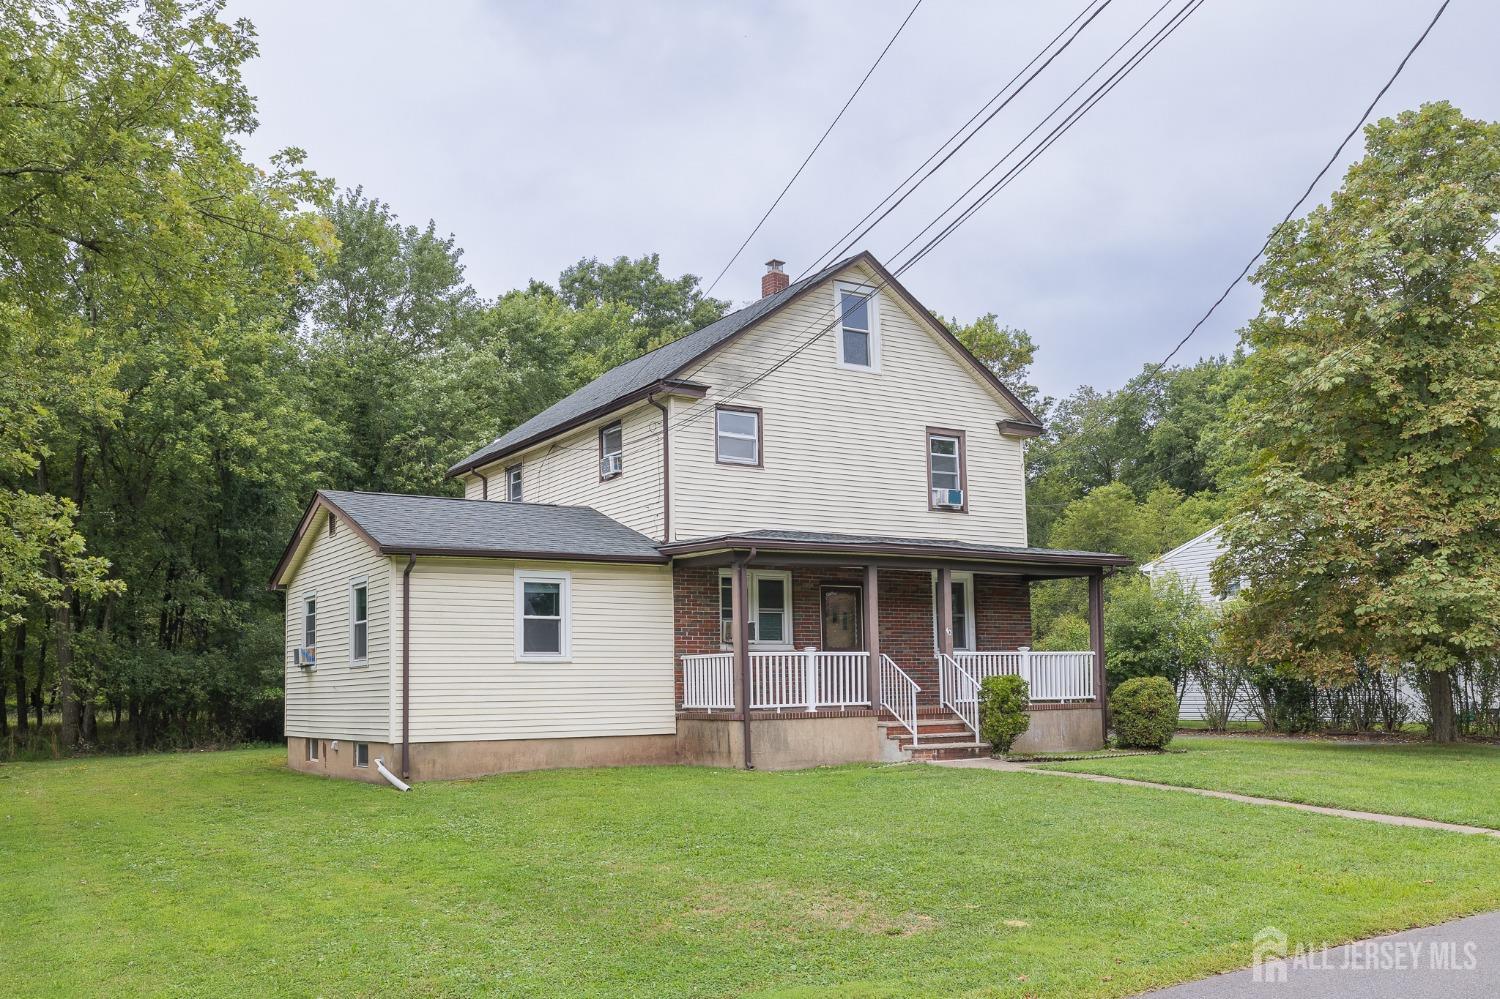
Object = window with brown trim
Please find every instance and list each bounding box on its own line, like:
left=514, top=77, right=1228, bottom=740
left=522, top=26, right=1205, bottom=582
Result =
left=506, top=465, right=523, bottom=502
left=598, top=421, right=623, bottom=480
left=715, top=406, right=761, bottom=466
left=926, top=428, right=967, bottom=512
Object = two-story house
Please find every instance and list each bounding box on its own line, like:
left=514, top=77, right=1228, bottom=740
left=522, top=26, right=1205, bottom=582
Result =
left=271, top=252, right=1129, bottom=782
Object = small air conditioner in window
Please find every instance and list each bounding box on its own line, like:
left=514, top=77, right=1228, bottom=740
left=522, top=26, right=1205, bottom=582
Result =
left=294, top=647, right=317, bottom=670
left=932, top=488, right=964, bottom=509
left=720, top=619, right=735, bottom=644
left=600, top=453, right=622, bottom=477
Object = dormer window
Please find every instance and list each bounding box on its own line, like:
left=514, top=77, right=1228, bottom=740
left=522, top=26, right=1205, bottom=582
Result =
left=835, top=283, right=880, bottom=371
left=599, top=421, right=623, bottom=480
left=506, top=465, right=523, bottom=502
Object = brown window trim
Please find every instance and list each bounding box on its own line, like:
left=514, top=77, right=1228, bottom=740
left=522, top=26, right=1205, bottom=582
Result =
left=505, top=464, right=523, bottom=502
left=598, top=420, right=624, bottom=482
left=925, top=426, right=968, bottom=513
left=715, top=404, right=763, bottom=468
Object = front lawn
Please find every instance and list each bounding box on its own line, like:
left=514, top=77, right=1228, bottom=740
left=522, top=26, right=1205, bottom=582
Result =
left=1040, top=735, right=1500, bottom=829
left=3, top=750, right=1499, bottom=998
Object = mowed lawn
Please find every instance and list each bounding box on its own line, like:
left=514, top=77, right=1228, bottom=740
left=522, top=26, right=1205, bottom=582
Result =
left=1040, top=736, right=1500, bottom=829
left=4, top=751, right=1500, bottom=998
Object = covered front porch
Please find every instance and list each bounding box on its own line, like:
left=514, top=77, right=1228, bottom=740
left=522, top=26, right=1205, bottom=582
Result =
left=662, top=531, right=1130, bottom=766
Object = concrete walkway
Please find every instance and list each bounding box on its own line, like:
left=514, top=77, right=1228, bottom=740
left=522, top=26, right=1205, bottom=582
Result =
left=1138, top=909, right=1500, bottom=998
left=934, top=757, right=1500, bottom=838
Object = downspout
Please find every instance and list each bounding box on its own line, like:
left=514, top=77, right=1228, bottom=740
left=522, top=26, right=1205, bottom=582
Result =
left=401, top=554, right=415, bottom=780
left=735, top=547, right=758, bottom=769
left=476, top=469, right=488, bottom=500
left=646, top=393, right=670, bottom=542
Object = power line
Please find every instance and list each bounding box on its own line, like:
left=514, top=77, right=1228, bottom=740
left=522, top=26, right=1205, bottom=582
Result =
left=1154, top=0, right=1453, bottom=370
left=702, top=0, right=925, bottom=297
left=797, top=0, right=1117, bottom=280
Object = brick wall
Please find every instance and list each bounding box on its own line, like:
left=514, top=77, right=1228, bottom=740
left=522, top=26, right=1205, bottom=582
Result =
left=671, top=564, right=1032, bottom=708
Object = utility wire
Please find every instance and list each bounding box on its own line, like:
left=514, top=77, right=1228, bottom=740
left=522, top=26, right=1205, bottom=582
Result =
left=703, top=0, right=925, bottom=297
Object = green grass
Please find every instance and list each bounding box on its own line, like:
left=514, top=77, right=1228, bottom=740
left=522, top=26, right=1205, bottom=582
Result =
left=1040, top=735, right=1500, bottom=829
left=3, top=750, right=1500, bottom=998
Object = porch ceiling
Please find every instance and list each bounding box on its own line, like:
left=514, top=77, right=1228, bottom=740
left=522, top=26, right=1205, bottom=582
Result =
left=658, top=529, right=1131, bottom=579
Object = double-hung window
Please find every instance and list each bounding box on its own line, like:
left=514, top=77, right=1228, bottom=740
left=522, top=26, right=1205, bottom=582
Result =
left=350, top=580, right=368, bottom=665
left=718, top=570, right=791, bottom=647
left=516, top=570, right=570, bottom=660
left=835, top=283, right=879, bottom=370
left=927, top=428, right=966, bottom=511
left=506, top=465, right=523, bottom=502
left=303, top=597, right=317, bottom=650
left=599, top=421, right=623, bottom=479
left=715, top=406, right=761, bottom=466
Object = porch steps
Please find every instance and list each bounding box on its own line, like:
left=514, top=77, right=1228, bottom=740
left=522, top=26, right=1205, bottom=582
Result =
left=878, top=711, right=991, bottom=762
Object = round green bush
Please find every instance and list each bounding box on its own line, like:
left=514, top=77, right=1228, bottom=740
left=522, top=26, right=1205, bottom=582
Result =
left=979, top=674, right=1030, bottom=755
left=1111, top=675, right=1177, bottom=749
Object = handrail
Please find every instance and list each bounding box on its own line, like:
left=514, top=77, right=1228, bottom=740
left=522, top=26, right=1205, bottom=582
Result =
left=938, top=653, right=981, bottom=739
left=878, top=654, right=921, bottom=747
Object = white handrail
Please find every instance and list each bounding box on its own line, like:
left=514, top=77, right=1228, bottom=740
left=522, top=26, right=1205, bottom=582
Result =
left=878, top=654, right=921, bottom=747
left=938, top=652, right=981, bottom=739
left=956, top=648, right=1095, bottom=702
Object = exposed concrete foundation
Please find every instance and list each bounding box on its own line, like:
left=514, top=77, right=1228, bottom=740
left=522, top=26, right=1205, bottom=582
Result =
left=677, top=715, right=884, bottom=770
left=286, top=737, right=399, bottom=784
left=1013, top=705, right=1105, bottom=754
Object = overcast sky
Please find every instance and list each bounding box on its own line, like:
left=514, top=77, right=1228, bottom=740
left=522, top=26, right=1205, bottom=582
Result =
left=227, top=0, right=1499, bottom=401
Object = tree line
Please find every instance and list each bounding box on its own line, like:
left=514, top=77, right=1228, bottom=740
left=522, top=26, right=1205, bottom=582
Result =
left=2, top=2, right=1495, bottom=754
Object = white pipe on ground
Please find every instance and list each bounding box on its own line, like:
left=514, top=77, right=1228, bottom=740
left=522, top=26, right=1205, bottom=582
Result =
left=375, top=758, right=411, bottom=792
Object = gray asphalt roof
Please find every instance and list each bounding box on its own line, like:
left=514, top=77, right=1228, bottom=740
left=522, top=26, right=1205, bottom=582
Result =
left=320, top=490, right=666, bottom=562
left=446, top=253, right=862, bottom=477
left=659, top=528, right=1131, bottom=564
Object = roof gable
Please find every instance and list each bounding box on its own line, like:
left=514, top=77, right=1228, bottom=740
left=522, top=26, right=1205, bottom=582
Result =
left=447, top=251, right=1041, bottom=476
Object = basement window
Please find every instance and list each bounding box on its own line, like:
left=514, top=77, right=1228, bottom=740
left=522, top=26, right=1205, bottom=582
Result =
left=354, top=743, right=369, bottom=768
left=306, top=738, right=320, bottom=762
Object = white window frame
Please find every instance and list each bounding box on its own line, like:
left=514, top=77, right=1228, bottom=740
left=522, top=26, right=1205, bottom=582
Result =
left=718, top=569, right=793, bottom=649
left=714, top=406, right=761, bottom=466
left=515, top=569, right=571, bottom=661
left=506, top=465, right=523, bottom=502
left=349, top=578, right=369, bottom=667
left=599, top=420, right=624, bottom=479
left=302, top=594, right=317, bottom=650
left=834, top=281, right=881, bottom=372
left=354, top=742, right=369, bottom=768
left=931, top=571, right=977, bottom=652
left=305, top=738, right=320, bottom=762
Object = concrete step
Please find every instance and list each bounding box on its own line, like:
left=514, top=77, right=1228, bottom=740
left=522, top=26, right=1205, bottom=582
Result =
left=909, top=742, right=991, bottom=761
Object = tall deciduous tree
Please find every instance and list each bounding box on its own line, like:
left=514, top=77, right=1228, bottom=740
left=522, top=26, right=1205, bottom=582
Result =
left=1217, top=102, right=1500, bottom=742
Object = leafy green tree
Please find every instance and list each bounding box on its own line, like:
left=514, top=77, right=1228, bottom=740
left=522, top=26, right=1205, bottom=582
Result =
left=1217, top=102, right=1500, bottom=742
left=1104, top=573, right=1215, bottom=694
left=946, top=313, right=1045, bottom=417
left=554, top=253, right=728, bottom=352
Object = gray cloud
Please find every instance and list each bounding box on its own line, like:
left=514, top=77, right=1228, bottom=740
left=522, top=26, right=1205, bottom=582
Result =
left=229, top=0, right=1499, bottom=399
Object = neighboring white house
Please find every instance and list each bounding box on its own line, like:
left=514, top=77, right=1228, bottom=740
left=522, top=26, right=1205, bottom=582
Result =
left=272, top=253, right=1130, bottom=782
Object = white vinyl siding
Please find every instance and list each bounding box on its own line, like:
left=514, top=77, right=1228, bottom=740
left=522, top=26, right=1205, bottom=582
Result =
left=667, top=261, right=1030, bottom=544
left=464, top=404, right=666, bottom=541
left=392, top=558, right=675, bottom=742
left=283, top=511, right=392, bottom=742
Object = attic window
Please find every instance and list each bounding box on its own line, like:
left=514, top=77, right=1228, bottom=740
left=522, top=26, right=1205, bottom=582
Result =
left=835, top=283, right=880, bottom=371
left=506, top=465, right=523, bottom=502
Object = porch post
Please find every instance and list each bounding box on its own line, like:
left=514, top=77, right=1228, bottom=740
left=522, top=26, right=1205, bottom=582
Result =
left=732, top=557, right=753, bottom=769
left=937, top=567, right=954, bottom=660
left=864, top=564, right=880, bottom=710
left=1088, top=569, right=1108, bottom=743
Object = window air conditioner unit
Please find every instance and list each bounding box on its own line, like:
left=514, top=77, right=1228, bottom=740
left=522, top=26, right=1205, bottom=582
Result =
left=932, top=488, right=964, bottom=509
left=600, top=453, right=622, bottom=477
left=720, top=619, right=735, bottom=644
left=294, top=647, right=317, bottom=670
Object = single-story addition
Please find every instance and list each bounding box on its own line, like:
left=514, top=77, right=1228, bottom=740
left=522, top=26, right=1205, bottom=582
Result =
left=270, top=490, right=1128, bottom=782
left=270, top=251, right=1131, bottom=782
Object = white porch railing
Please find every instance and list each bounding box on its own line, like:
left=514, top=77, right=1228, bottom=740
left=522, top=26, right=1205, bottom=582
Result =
left=938, top=653, right=981, bottom=739
left=957, top=647, right=1095, bottom=702
left=878, top=654, right=921, bottom=746
left=680, top=650, right=869, bottom=712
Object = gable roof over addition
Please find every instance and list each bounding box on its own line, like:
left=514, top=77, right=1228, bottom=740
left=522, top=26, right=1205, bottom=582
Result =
left=270, top=490, right=667, bottom=588
left=445, top=250, right=1044, bottom=478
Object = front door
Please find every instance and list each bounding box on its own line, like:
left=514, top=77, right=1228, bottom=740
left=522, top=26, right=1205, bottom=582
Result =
left=821, top=586, right=863, bottom=651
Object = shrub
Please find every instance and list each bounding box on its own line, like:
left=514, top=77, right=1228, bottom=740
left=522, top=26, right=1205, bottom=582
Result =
left=979, top=674, right=1030, bottom=755
left=1111, top=676, right=1177, bottom=749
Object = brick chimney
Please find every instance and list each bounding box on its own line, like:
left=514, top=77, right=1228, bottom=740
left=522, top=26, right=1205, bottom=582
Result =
left=761, top=259, right=789, bottom=298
